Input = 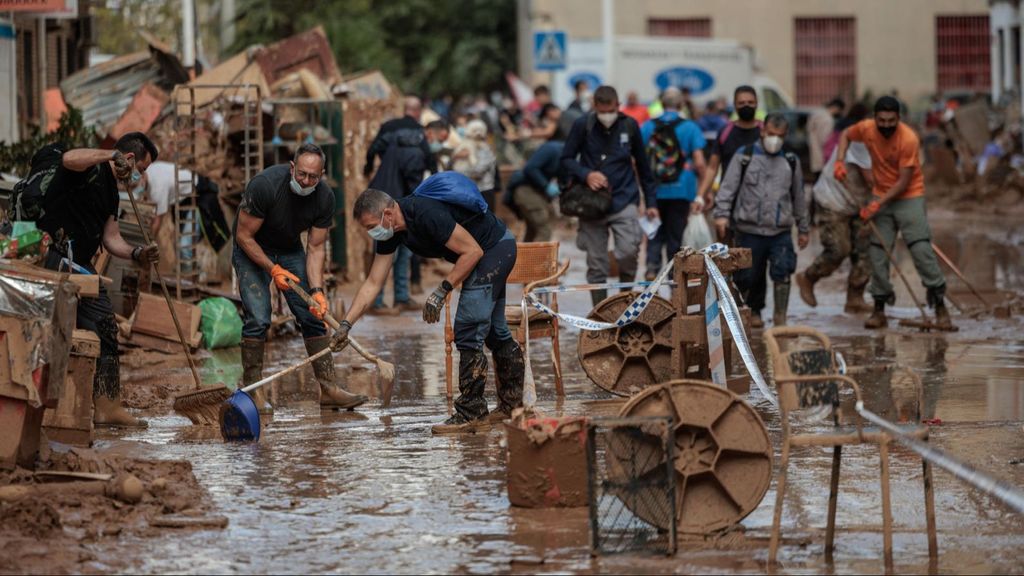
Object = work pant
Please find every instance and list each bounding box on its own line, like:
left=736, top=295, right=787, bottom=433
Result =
left=867, top=196, right=946, bottom=303
left=733, top=231, right=797, bottom=314
left=804, top=207, right=871, bottom=290
left=43, top=250, right=120, bottom=399
left=646, top=198, right=691, bottom=272
left=373, top=243, right=411, bottom=307
left=512, top=185, right=552, bottom=242
left=577, top=203, right=642, bottom=284
left=232, top=244, right=327, bottom=340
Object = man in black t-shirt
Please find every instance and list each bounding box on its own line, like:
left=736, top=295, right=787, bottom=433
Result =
left=233, top=144, right=368, bottom=415
left=41, top=132, right=160, bottom=428
left=337, top=173, right=524, bottom=434
left=696, top=85, right=763, bottom=212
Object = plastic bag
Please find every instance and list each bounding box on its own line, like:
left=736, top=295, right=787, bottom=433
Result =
left=198, top=297, right=243, bottom=349
left=683, top=213, right=714, bottom=250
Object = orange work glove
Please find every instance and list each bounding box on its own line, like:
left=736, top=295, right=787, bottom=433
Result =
left=310, top=290, right=329, bottom=320
left=833, top=162, right=848, bottom=183
left=270, top=264, right=300, bottom=291
left=860, top=200, right=882, bottom=221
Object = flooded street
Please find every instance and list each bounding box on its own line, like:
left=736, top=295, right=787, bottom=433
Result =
left=44, top=211, right=1024, bottom=574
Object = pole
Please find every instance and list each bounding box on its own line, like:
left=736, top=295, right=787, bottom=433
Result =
left=219, top=0, right=235, bottom=58
left=516, top=0, right=532, bottom=82
left=601, top=0, right=613, bottom=84
left=36, top=16, right=45, bottom=131
left=181, top=0, right=195, bottom=79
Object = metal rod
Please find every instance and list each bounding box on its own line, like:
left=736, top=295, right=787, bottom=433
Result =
left=856, top=403, right=1024, bottom=514
left=868, top=221, right=931, bottom=321
left=931, top=242, right=993, bottom=308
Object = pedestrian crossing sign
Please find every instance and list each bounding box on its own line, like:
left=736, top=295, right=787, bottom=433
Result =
left=534, top=31, right=567, bottom=71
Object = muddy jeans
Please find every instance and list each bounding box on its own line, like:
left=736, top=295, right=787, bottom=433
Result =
left=232, top=244, right=327, bottom=340
left=453, top=230, right=517, bottom=351
left=577, top=203, right=642, bottom=284
left=373, top=243, right=411, bottom=307
left=733, top=231, right=797, bottom=314
left=512, top=185, right=552, bottom=242
left=43, top=250, right=120, bottom=399
left=867, top=196, right=945, bottom=303
left=804, top=207, right=871, bottom=289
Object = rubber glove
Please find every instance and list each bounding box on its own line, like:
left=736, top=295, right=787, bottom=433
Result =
left=310, top=289, right=329, bottom=320
left=833, top=162, right=848, bottom=183
left=131, top=243, right=159, bottom=267
left=270, top=264, right=300, bottom=291
left=545, top=181, right=560, bottom=198
left=112, top=150, right=134, bottom=180
left=330, top=320, right=352, bottom=352
left=859, top=200, right=882, bottom=221
left=423, top=280, right=453, bottom=324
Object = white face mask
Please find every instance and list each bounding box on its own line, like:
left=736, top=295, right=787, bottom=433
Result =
left=289, top=177, right=316, bottom=196
left=597, top=112, right=618, bottom=128
left=368, top=211, right=394, bottom=242
left=762, top=135, right=784, bottom=155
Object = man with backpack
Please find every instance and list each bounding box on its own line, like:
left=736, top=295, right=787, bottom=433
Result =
left=640, top=87, right=707, bottom=279
left=713, top=114, right=809, bottom=328
left=337, top=172, right=523, bottom=435
left=697, top=85, right=763, bottom=212
left=561, top=85, right=659, bottom=306
left=23, top=132, right=160, bottom=427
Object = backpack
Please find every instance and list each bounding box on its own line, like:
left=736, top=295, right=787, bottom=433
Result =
left=11, top=143, right=65, bottom=227
left=411, top=171, right=489, bottom=213
left=717, top=120, right=764, bottom=146
left=646, top=117, right=686, bottom=183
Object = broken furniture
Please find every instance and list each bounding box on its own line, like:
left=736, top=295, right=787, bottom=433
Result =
left=577, top=248, right=752, bottom=396
left=445, top=241, right=569, bottom=399
left=42, top=330, right=100, bottom=446
left=763, top=326, right=937, bottom=569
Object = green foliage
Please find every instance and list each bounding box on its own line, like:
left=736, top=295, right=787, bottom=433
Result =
left=94, top=0, right=183, bottom=56
left=232, top=0, right=516, bottom=97
left=0, top=108, right=98, bottom=177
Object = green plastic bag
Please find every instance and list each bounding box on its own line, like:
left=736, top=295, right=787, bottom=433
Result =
left=198, top=297, right=243, bottom=349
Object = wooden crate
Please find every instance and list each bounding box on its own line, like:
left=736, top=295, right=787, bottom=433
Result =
left=131, top=292, right=202, bottom=342
left=42, top=330, right=99, bottom=446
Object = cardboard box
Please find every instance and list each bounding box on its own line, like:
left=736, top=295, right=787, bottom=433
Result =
left=42, top=330, right=98, bottom=446
left=131, top=292, right=201, bottom=342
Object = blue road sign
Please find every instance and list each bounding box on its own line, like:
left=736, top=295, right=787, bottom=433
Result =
left=534, top=31, right=567, bottom=71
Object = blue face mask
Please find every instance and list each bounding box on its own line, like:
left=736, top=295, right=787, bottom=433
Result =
left=429, top=141, right=443, bottom=154
left=368, top=211, right=394, bottom=241
left=130, top=169, right=142, bottom=184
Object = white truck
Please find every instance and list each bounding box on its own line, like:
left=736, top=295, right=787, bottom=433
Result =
left=552, top=36, right=794, bottom=111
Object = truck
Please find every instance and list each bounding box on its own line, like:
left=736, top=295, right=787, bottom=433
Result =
left=552, top=36, right=794, bottom=111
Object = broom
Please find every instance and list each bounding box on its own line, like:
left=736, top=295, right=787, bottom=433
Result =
left=118, top=171, right=229, bottom=424
left=287, top=280, right=397, bottom=406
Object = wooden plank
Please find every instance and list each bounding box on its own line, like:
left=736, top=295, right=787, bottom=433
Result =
left=71, top=329, right=101, bottom=358
left=123, top=331, right=199, bottom=354
left=0, top=259, right=97, bottom=297
left=131, top=292, right=201, bottom=341
left=676, top=248, right=752, bottom=275
left=42, top=354, right=95, bottom=445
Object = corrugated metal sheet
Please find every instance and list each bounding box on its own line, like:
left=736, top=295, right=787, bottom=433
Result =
left=60, top=51, right=162, bottom=137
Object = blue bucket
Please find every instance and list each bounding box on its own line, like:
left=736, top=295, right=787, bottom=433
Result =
left=220, top=389, right=261, bottom=442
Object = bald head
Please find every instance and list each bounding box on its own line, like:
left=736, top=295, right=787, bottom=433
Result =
left=404, top=96, right=422, bottom=120
left=661, top=87, right=683, bottom=110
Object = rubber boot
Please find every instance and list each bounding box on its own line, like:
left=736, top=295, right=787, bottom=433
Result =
left=619, top=272, right=635, bottom=293
left=795, top=271, right=818, bottom=307
left=928, top=286, right=955, bottom=330
left=591, top=288, right=608, bottom=308
left=432, top=350, right=489, bottom=434
left=487, top=339, right=525, bottom=423
left=749, top=312, right=764, bottom=329
left=241, top=338, right=272, bottom=416
left=865, top=298, right=888, bottom=329
left=844, top=286, right=874, bottom=314
left=92, top=356, right=146, bottom=428
left=304, top=336, right=368, bottom=410
left=772, top=282, right=791, bottom=327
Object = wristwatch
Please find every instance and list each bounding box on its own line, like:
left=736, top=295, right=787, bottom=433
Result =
left=310, top=287, right=324, bottom=295
left=441, top=280, right=453, bottom=292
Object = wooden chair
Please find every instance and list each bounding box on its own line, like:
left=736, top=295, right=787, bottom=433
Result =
left=444, top=241, right=570, bottom=399
left=764, top=326, right=937, bottom=570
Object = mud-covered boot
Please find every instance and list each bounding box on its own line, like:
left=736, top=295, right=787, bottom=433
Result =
left=772, top=282, right=791, bottom=327
left=487, top=339, right=525, bottom=423
left=865, top=298, right=888, bottom=329
left=92, top=356, right=146, bottom=428
left=241, top=338, right=272, bottom=415
left=928, top=286, right=955, bottom=331
left=432, top=350, right=489, bottom=434
left=590, top=288, right=608, bottom=308
left=844, top=286, right=874, bottom=314
left=795, top=271, right=818, bottom=308
left=749, top=312, right=764, bottom=329
left=305, top=336, right=368, bottom=410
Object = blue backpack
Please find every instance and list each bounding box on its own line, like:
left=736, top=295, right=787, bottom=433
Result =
left=411, top=172, right=489, bottom=213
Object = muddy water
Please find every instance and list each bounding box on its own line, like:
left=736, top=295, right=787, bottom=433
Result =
left=84, top=212, right=1024, bottom=574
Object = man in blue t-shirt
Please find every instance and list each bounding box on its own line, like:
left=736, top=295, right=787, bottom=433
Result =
left=640, top=87, right=707, bottom=279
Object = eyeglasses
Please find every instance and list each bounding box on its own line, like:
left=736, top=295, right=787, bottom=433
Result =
left=295, top=169, right=322, bottom=183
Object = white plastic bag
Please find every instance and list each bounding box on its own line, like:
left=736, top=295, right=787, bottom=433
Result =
left=683, top=213, right=714, bottom=250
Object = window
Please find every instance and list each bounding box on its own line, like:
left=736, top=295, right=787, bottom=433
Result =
left=794, top=17, right=856, bottom=106
left=936, top=15, right=991, bottom=92
left=648, top=18, right=711, bottom=38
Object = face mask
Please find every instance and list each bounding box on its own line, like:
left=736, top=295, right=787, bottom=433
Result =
left=368, top=212, right=394, bottom=242
left=762, top=135, right=784, bottom=155
left=736, top=106, right=757, bottom=122
left=130, top=169, right=141, bottom=184
left=580, top=92, right=593, bottom=112
left=289, top=177, right=316, bottom=196
left=455, top=127, right=466, bottom=138
left=597, top=112, right=618, bottom=128
left=429, top=141, right=443, bottom=153
left=878, top=125, right=897, bottom=139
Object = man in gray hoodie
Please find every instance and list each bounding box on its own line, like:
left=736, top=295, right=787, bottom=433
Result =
left=713, top=113, right=810, bottom=327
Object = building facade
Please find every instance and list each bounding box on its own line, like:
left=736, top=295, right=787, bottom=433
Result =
left=524, top=0, right=990, bottom=108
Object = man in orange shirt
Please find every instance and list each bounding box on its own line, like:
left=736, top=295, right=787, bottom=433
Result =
left=835, top=96, right=951, bottom=329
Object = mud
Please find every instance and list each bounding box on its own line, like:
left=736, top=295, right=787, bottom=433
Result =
left=4, top=211, right=1023, bottom=573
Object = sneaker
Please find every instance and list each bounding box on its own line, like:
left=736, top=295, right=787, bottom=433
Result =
left=431, top=413, right=487, bottom=435
left=396, top=299, right=422, bottom=312
left=367, top=305, right=401, bottom=317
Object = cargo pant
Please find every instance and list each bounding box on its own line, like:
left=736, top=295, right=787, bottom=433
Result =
left=804, top=207, right=871, bottom=290
left=577, top=203, right=642, bottom=284
left=867, top=196, right=946, bottom=303
left=512, top=185, right=552, bottom=242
